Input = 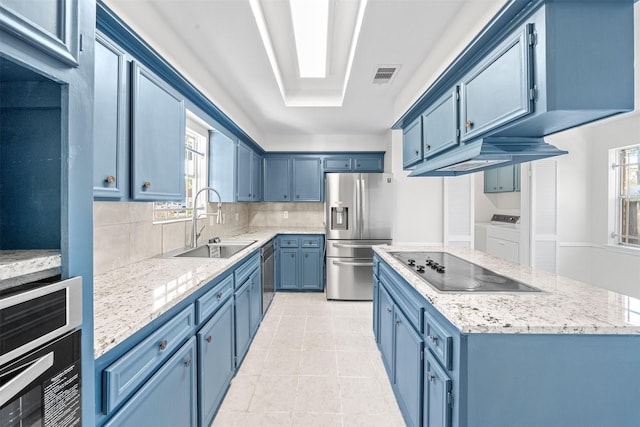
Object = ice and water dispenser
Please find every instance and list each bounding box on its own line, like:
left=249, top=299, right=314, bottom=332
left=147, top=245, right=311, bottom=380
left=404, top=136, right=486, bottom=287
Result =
left=330, top=205, right=349, bottom=231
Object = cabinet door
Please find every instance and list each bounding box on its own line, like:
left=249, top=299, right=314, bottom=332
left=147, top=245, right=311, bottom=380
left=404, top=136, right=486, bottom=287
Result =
left=236, top=143, right=252, bottom=202
left=300, top=249, right=321, bottom=290
left=372, top=275, right=379, bottom=341
left=263, top=157, right=291, bottom=201
left=422, top=88, right=458, bottom=159
left=483, top=168, right=499, bottom=193
left=293, top=158, right=322, bottom=201
left=394, top=310, right=424, bottom=427
left=94, top=34, right=127, bottom=199
left=403, top=117, right=422, bottom=168
left=197, top=299, right=234, bottom=427
left=131, top=61, right=185, bottom=201
left=514, top=163, right=521, bottom=192
left=209, top=132, right=236, bottom=202
left=460, top=25, right=533, bottom=142
left=378, top=286, right=395, bottom=380
left=105, top=338, right=197, bottom=427
left=497, top=165, right=515, bottom=192
left=324, top=157, right=352, bottom=172
left=234, top=280, right=251, bottom=367
left=249, top=269, right=262, bottom=336
left=424, top=352, right=452, bottom=427
left=0, top=0, right=79, bottom=66
left=353, top=156, right=384, bottom=172
left=251, top=152, right=262, bottom=201
left=278, top=249, right=298, bottom=290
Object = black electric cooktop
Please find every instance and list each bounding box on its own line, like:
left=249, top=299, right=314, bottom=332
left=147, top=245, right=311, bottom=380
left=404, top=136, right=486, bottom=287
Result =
left=390, top=251, right=540, bottom=293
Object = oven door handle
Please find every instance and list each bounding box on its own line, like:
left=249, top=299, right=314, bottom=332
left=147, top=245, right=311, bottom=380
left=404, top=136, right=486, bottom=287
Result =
left=331, top=260, right=374, bottom=267
left=0, top=352, right=54, bottom=407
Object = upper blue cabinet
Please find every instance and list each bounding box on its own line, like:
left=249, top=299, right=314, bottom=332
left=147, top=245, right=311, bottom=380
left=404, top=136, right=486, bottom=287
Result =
left=0, top=0, right=80, bottom=66
left=236, top=142, right=262, bottom=202
left=324, top=153, right=384, bottom=173
left=293, top=158, right=322, bottom=201
left=263, top=157, right=291, bottom=202
left=131, top=61, right=186, bottom=201
left=396, top=0, right=634, bottom=174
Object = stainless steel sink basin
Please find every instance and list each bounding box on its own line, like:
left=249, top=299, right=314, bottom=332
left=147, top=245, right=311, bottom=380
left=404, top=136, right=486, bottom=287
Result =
left=173, top=240, right=257, bottom=259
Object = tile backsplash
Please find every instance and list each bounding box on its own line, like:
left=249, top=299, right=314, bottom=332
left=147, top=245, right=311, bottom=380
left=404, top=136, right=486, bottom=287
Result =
left=94, top=201, right=324, bottom=275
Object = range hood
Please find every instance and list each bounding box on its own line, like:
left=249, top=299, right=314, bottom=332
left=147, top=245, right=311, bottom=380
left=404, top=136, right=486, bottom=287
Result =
left=407, top=137, right=567, bottom=177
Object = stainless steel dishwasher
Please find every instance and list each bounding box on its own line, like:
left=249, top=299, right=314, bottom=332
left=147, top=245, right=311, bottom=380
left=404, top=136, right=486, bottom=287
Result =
left=260, top=240, right=274, bottom=313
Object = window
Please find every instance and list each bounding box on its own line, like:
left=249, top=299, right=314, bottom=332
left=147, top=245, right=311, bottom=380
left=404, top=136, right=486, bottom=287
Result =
left=153, top=128, right=207, bottom=221
left=612, top=145, right=640, bottom=247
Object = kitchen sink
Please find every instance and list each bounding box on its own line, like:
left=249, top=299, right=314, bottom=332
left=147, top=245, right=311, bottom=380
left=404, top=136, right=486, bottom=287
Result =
left=173, top=240, right=257, bottom=259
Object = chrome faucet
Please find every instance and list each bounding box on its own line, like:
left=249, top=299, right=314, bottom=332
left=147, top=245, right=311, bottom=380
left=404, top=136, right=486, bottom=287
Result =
left=191, top=187, right=223, bottom=248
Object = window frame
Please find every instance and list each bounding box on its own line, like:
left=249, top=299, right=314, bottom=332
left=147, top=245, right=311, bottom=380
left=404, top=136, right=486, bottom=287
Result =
left=610, top=143, right=640, bottom=249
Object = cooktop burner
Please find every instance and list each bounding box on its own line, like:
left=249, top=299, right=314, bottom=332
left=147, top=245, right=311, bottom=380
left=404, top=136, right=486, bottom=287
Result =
left=389, top=251, right=540, bottom=293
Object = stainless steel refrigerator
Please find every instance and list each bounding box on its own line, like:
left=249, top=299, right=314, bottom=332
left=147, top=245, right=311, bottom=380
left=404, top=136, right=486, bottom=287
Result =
left=325, top=173, right=393, bottom=300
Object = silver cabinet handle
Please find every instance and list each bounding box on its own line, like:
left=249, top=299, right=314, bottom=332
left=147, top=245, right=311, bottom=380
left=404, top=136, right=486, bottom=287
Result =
left=184, top=358, right=191, bottom=367
left=0, top=352, right=53, bottom=407
left=206, top=336, right=212, bottom=343
left=332, top=260, right=374, bottom=267
left=428, top=372, right=436, bottom=382
left=428, top=335, right=439, bottom=344
left=159, top=340, right=168, bottom=350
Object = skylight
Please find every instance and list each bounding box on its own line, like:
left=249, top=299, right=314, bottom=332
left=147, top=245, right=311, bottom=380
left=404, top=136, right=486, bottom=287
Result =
left=289, top=0, right=329, bottom=78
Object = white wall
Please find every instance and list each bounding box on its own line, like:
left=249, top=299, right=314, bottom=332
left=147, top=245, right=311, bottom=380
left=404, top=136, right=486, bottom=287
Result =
left=473, top=173, right=521, bottom=223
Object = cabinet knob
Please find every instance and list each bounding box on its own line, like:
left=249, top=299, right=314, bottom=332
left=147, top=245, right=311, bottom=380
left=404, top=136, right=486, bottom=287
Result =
left=357, top=164, right=361, bottom=168
left=427, top=372, right=436, bottom=382
left=414, top=150, right=419, bottom=155
left=428, top=335, right=439, bottom=344
left=425, top=144, right=431, bottom=151
left=305, top=253, right=308, bottom=258
left=159, top=339, right=168, bottom=350
left=465, top=120, right=474, bottom=129
left=386, top=307, right=392, bottom=313
left=184, top=358, right=192, bottom=367
left=106, top=175, right=116, bottom=184
left=206, top=335, right=212, bottom=343
left=291, top=253, right=295, bottom=258
left=396, top=320, right=401, bottom=326
left=143, top=181, right=151, bottom=189
left=344, top=163, right=349, bottom=167
left=284, top=195, right=288, bottom=199
left=217, top=292, right=222, bottom=300
left=296, top=195, right=300, bottom=199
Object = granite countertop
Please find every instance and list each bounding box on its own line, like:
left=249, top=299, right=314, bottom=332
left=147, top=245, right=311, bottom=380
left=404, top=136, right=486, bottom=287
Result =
left=93, top=227, right=324, bottom=358
left=374, top=245, right=640, bottom=335
left=0, top=250, right=62, bottom=288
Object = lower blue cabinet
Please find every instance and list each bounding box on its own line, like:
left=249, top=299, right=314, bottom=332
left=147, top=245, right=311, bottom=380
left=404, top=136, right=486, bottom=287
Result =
left=275, top=235, right=324, bottom=291
left=395, top=309, right=424, bottom=427
left=300, top=249, right=321, bottom=289
left=197, top=299, right=234, bottom=427
left=378, top=285, right=395, bottom=379
left=279, top=248, right=298, bottom=290
left=234, top=279, right=251, bottom=368
left=424, top=351, right=452, bottom=427
left=249, top=269, right=262, bottom=337
left=104, top=337, right=197, bottom=427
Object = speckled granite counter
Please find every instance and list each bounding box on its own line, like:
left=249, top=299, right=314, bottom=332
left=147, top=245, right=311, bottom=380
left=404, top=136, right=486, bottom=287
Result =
left=93, top=227, right=324, bottom=358
left=0, top=250, right=62, bottom=289
left=374, top=245, right=640, bottom=335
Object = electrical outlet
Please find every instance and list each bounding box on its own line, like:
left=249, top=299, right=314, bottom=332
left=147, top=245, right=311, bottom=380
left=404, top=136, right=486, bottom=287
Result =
left=283, top=211, right=288, bottom=219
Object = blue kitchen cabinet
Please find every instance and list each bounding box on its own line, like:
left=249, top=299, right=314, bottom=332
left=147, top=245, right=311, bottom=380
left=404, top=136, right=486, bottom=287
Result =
left=249, top=269, right=262, bottom=337
left=236, top=142, right=252, bottom=202
left=323, top=153, right=385, bottom=173
left=104, top=337, right=198, bottom=427
left=403, top=117, right=423, bottom=168
left=263, top=157, right=291, bottom=201
left=353, top=156, right=384, bottom=172
left=484, top=164, right=519, bottom=193
left=0, top=0, right=80, bottom=66
left=422, top=88, right=459, bottom=159
left=275, top=235, right=324, bottom=291
left=278, top=248, right=298, bottom=290
left=395, top=309, right=424, bottom=427
left=377, top=285, right=395, bottom=379
left=293, top=158, right=322, bottom=201
left=251, top=152, right=262, bottom=201
left=300, top=249, right=321, bottom=290
left=460, top=25, right=533, bottom=142
left=424, top=351, right=453, bottom=427
left=197, top=298, right=234, bottom=427
left=209, top=131, right=236, bottom=202
left=94, top=33, right=128, bottom=199
left=323, top=157, right=352, bottom=172
left=233, top=279, right=251, bottom=367
left=130, top=61, right=186, bottom=201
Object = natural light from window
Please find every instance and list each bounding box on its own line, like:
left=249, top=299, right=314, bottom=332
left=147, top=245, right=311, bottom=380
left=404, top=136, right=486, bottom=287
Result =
left=612, top=144, right=640, bottom=248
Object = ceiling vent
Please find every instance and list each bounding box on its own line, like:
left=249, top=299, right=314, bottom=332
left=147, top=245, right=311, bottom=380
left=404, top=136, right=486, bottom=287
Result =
left=372, top=65, right=400, bottom=85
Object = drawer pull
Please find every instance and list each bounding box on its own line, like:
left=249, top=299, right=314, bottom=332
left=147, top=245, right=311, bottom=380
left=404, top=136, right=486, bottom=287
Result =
left=465, top=120, right=474, bottom=129
left=206, top=335, right=212, bottom=343
left=217, top=292, right=223, bottom=300
left=184, top=358, right=191, bottom=367
left=386, top=307, right=392, bottom=313
left=414, top=149, right=419, bottom=155
left=106, top=175, right=116, bottom=184
left=427, top=372, right=436, bottom=382
left=344, top=163, right=349, bottom=167
left=428, top=335, right=439, bottom=344
left=159, top=339, right=168, bottom=350
left=291, top=253, right=295, bottom=258
left=396, top=320, right=401, bottom=326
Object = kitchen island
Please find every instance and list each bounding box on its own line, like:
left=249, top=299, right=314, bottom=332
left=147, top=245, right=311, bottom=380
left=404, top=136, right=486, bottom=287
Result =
left=373, top=245, right=640, bottom=427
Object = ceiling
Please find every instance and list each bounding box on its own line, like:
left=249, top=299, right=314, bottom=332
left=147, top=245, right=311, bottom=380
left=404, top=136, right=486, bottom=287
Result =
left=104, top=0, right=507, bottom=142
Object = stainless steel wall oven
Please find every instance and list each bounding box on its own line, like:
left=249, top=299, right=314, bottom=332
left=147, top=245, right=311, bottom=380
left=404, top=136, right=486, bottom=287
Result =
left=0, top=276, right=82, bottom=427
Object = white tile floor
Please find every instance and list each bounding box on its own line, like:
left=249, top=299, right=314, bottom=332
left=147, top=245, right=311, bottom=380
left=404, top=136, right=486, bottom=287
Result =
left=211, top=292, right=405, bottom=427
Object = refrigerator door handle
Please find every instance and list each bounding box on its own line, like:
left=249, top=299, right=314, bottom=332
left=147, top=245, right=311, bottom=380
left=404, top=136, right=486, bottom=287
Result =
left=360, top=176, right=366, bottom=237
left=332, top=243, right=374, bottom=249
left=354, top=177, right=360, bottom=238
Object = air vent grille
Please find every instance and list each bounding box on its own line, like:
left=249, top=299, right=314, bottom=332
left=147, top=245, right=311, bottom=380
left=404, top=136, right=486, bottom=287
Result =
left=372, top=66, right=399, bottom=84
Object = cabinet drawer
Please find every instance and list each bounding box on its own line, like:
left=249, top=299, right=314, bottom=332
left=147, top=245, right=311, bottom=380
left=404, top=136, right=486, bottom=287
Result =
left=425, top=312, right=454, bottom=371
left=300, top=236, right=321, bottom=248
left=103, top=305, right=195, bottom=413
left=196, top=274, right=234, bottom=323
left=280, top=237, right=299, bottom=248
left=234, top=252, right=260, bottom=288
